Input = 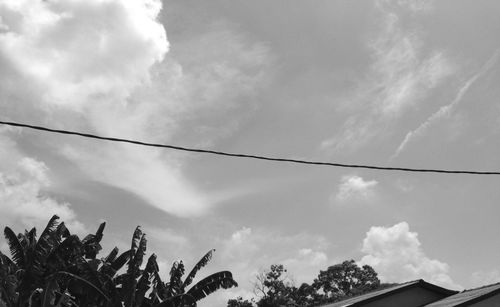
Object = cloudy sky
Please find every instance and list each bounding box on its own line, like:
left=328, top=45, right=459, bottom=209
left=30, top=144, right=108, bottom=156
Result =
left=1, top=0, right=500, bottom=305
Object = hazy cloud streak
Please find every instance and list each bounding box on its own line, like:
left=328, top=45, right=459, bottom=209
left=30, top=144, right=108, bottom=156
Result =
left=392, top=49, right=500, bottom=159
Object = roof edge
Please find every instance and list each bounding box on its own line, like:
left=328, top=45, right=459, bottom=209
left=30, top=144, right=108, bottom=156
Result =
left=417, top=280, right=459, bottom=296
left=454, top=283, right=500, bottom=307
left=339, top=279, right=457, bottom=307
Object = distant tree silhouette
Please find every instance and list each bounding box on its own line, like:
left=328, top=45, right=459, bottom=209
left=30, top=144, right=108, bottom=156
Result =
left=228, top=260, right=381, bottom=306
left=312, top=259, right=380, bottom=304
left=227, top=296, right=253, bottom=307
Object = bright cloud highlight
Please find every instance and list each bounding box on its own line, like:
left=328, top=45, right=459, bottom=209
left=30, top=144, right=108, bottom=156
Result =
left=0, top=155, right=84, bottom=234
left=216, top=227, right=331, bottom=303
left=360, top=222, right=459, bottom=289
left=0, top=0, right=270, bottom=217
left=0, top=0, right=167, bottom=107
left=335, top=175, right=378, bottom=201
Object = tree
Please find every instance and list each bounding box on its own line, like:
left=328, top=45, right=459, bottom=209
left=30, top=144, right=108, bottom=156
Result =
left=253, top=264, right=298, bottom=307
left=230, top=261, right=383, bottom=307
left=151, top=249, right=238, bottom=307
left=227, top=297, right=253, bottom=307
left=312, top=260, right=380, bottom=304
left=0, top=216, right=238, bottom=307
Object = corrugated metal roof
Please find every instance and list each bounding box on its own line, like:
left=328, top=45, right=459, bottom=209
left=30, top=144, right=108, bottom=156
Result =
left=424, top=282, right=500, bottom=307
left=322, top=279, right=456, bottom=307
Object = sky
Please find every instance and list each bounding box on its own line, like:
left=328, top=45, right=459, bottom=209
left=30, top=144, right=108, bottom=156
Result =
left=1, top=0, right=500, bottom=305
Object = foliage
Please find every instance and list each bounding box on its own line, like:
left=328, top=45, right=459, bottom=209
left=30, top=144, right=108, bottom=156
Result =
left=312, top=259, right=380, bottom=304
left=227, top=297, right=253, bottom=307
left=253, top=264, right=299, bottom=307
left=230, top=260, right=381, bottom=307
left=0, top=215, right=237, bottom=307
left=152, top=249, right=238, bottom=307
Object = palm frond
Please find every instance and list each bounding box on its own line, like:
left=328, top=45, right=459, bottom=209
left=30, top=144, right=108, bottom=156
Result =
left=74, top=257, right=104, bottom=294
left=111, top=249, right=132, bottom=273
left=35, top=215, right=60, bottom=261
left=45, top=235, right=83, bottom=274
left=150, top=271, right=167, bottom=302
left=135, top=254, right=159, bottom=307
left=127, top=234, right=147, bottom=277
left=82, top=222, right=106, bottom=259
left=55, top=222, right=70, bottom=239
left=183, top=249, right=215, bottom=289
left=186, top=271, right=237, bottom=301
left=153, top=294, right=196, bottom=307
left=0, top=251, right=18, bottom=305
left=49, top=271, right=111, bottom=302
left=130, top=226, right=142, bottom=253
left=0, top=250, right=16, bottom=271
left=124, top=233, right=146, bottom=307
left=99, top=249, right=129, bottom=280
left=95, top=222, right=105, bottom=242
left=26, top=228, right=37, bottom=246
left=103, top=247, right=119, bottom=264
left=38, top=215, right=60, bottom=244
left=167, top=261, right=185, bottom=296
left=4, top=227, right=25, bottom=267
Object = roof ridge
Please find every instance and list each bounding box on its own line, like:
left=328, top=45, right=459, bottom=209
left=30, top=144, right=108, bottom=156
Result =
left=460, top=281, right=500, bottom=293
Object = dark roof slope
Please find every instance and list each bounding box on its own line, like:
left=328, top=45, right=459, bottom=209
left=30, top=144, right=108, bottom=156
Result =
left=323, top=279, right=457, bottom=307
left=424, top=282, right=500, bottom=307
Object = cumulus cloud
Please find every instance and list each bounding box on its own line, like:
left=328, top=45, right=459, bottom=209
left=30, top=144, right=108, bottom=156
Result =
left=321, top=0, right=453, bottom=152
left=360, top=222, right=459, bottom=289
left=0, top=135, right=84, bottom=235
left=215, top=227, right=331, bottom=303
left=0, top=1, right=271, bottom=217
left=335, top=175, right=378, bottom=202
left=0, top=0, right=167, bottom=108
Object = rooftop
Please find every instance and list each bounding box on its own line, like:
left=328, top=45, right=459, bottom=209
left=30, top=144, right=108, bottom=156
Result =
left=425, top=282, right=500, bottom=307
left=323, top=279, right=457, bottom=307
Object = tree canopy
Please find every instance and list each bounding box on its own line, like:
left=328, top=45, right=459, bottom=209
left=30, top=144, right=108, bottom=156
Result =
left=0, top=215, right=237, bottom=307
left=312, top=259, right=380, bottom=304
left=229, top=260, right=381, bottom=307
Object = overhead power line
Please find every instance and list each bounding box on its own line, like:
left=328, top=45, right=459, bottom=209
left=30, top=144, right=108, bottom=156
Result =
left=0, top=120, right=498, bottom=175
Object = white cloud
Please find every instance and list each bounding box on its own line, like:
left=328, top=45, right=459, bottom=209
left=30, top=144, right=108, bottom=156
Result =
left=0, top=0, right=167, bottom=108
left=0, top=1, right=271, bottom=217
left=335, top=175, right=378, bottom=202
left=212, top=227, right=331, bottom=304
left=0, top=140, right=84, bottom=235
left=360, top=222, right=460, bottom=289
left=283, top=248, right=329, bottom=269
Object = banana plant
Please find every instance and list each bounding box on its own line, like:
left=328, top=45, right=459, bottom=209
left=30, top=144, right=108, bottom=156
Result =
left=151, top=249, right=238, bottom=307
left=0, top=216, right=239, bottom=307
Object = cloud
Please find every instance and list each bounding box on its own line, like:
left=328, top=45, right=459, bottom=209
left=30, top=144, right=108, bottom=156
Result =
left=471, top=269, right=500, bottom=287
left=0, top=1, right=271, bottom=217
left=282, top=248, right=329, bottom=270
left=0, top=135, right=84, bottom=235
left=335, top=175, right=378, bottom=202
left=0, top=0, right=167, bottom=108
left=392, top=49, right=500, bottom=159
left=213, top=227, right=331, bottom=304
left=377, top=0, right=433, bottom=13
left=360, top=222, right=460, bottom=289
left=321, top=1, right=453, bottom=153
